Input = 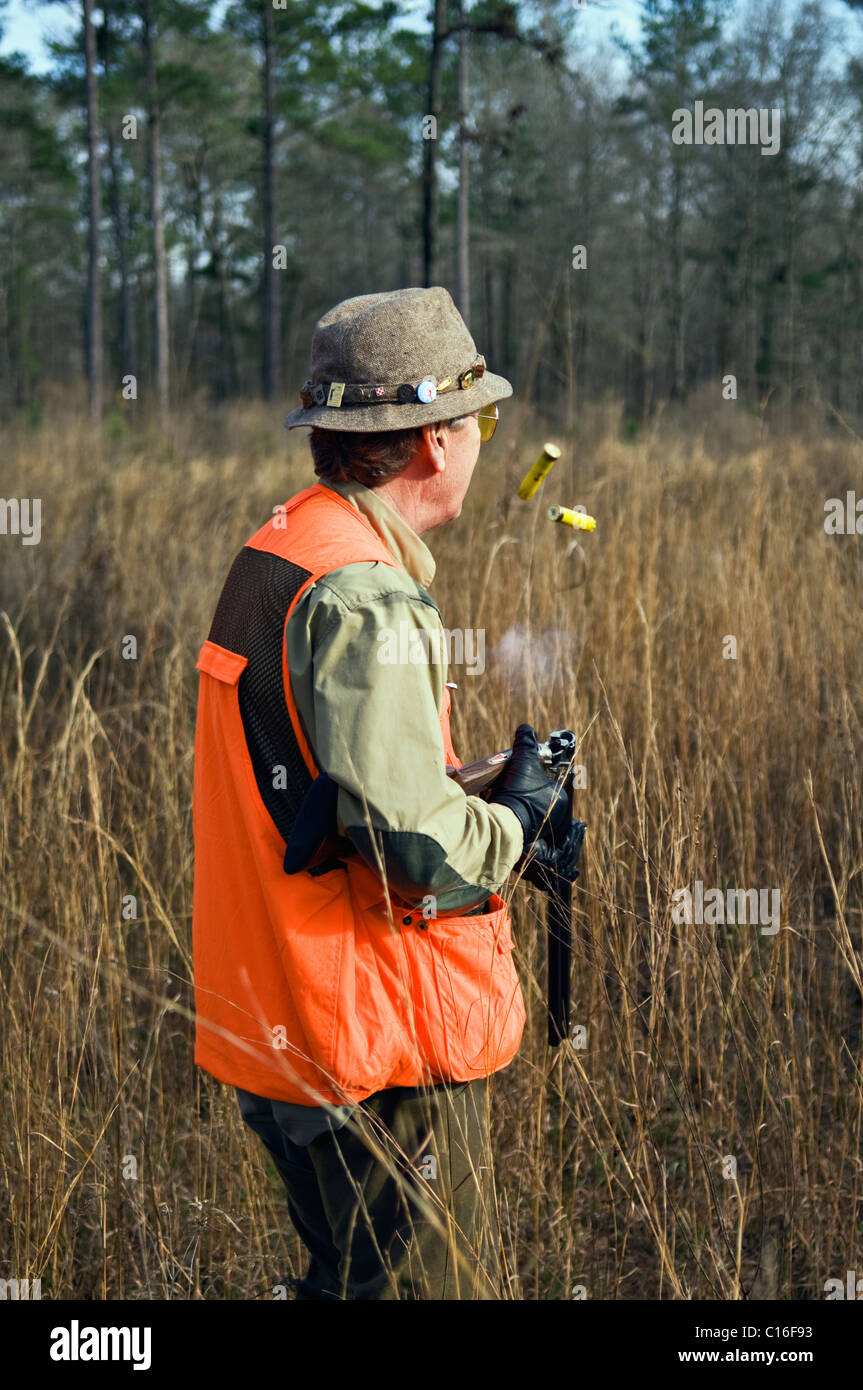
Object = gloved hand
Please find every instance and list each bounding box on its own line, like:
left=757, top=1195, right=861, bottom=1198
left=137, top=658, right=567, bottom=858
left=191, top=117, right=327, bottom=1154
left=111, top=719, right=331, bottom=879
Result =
left=518, top=818, right=586, bottom=892
left=488, top=724, right=572, bottom=854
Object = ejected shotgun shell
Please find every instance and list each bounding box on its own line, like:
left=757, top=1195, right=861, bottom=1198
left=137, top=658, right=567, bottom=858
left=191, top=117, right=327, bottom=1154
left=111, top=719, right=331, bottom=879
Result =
left=517, top=443, right=562, bottom=499
left=548, top=504, right=596, bottom=532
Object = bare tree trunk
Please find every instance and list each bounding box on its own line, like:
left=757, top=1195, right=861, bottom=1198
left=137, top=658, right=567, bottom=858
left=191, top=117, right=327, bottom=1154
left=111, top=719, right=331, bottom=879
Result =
left=625, top=261, right=647, bottom=426
left=107, top=130, right=136, bottom=384
left=261, top=0, right=280, bottom=401
left=284, top=278, right=305, bottom=393
left=785, top=194, right=796, bottom=426
left=836, top=231, right=848, bottom=414
left=742, top=159, right=759, bottom=406
left=422, top=0, right=446, bottom=287
left=456, top=10, right=470, bottom=316
left=103, top=6, right=135, bottom=386
left=143, top=0, right=169, bottom=423
left=179, top=155, right=205, bottom=397
left=759, top=264, right=783, bottom=402
left=83, top=0, right=102, bottom=425
left=211, top=196, right=239, bottom=401
left=668, top=153, right=685, bottom=400
left=836, top=197, right=861, bottom=415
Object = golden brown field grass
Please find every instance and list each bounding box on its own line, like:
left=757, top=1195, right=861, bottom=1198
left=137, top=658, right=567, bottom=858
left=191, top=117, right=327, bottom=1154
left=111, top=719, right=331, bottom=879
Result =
left=1, top=395, right=861, bottom=1299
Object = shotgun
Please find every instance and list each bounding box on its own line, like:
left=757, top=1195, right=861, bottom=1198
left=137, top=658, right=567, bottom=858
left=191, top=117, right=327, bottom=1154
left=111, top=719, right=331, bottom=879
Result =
left=449, top=729, right=586, bottom=1047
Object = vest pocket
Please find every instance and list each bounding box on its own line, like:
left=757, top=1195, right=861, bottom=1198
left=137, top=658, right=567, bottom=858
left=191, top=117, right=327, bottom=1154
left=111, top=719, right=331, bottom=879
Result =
left=407, top=896, right=526, bottom=1079
left=196, top=640, right=248, bottom=685
left=274, top=854, right=527, bottom=1096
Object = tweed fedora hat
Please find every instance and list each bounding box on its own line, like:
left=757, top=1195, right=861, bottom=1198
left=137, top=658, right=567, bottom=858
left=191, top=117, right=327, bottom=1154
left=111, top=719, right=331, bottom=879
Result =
left=284, top=286, right=512, bottom=433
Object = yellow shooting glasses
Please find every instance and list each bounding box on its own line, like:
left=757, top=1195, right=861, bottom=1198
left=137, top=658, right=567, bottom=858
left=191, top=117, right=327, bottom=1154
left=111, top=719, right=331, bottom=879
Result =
left=477, top=402, right=499, bottom=443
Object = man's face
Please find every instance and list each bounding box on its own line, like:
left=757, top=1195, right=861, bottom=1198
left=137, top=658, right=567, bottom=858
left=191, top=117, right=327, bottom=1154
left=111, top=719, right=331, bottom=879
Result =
left=382, top=410, right=488, bottom=535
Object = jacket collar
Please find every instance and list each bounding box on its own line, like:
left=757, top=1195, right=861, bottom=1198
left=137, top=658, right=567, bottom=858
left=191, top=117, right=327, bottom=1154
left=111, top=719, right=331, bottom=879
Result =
left=321, top=478, right=436, bottom=589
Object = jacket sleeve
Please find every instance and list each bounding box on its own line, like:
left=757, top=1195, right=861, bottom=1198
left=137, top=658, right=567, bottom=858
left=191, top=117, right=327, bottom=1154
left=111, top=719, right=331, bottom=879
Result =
left=286, top=564, right=524, bottom=912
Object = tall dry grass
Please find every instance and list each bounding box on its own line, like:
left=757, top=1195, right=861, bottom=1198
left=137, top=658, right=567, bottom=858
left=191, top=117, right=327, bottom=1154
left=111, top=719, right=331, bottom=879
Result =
left=1, top=395, right=861, bottom=1298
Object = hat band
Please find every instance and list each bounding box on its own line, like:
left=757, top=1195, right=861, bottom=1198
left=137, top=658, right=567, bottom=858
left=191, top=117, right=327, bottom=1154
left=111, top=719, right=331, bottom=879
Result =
left=299, top=356, right=486, bottom=410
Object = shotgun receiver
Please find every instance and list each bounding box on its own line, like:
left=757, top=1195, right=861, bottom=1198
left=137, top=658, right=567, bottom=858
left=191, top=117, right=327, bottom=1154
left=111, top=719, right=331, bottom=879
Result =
left=447, top=729, right=577, bottom=795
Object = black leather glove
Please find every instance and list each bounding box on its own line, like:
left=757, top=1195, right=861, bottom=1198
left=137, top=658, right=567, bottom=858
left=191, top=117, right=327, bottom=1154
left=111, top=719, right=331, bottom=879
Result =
left=519, top=818, right=586, bottom=891
left=489, top=724, right=572, bottom=853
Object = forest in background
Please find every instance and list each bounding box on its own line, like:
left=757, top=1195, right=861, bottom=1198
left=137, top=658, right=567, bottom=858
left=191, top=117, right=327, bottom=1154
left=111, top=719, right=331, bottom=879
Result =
left=3, top=0, right=863, bottom=431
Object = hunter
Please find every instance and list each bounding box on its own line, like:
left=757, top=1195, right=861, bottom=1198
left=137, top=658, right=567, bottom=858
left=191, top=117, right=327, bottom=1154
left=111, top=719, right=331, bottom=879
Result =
left=191, top=286, right=580, bottom=1299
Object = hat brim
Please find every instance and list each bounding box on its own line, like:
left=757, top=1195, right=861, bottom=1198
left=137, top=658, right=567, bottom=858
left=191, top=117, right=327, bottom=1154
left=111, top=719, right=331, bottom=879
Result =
left=284, top=371, right=513, bottom=432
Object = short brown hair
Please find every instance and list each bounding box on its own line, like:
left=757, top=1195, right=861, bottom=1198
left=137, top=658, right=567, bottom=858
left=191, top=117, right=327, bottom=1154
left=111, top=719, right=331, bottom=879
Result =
left=309, top=416, right=472, bottom=489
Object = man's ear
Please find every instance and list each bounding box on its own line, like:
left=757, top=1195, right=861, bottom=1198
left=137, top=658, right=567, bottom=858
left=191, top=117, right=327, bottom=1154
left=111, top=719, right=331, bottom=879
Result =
left=421, top=421, right=448, bottom=473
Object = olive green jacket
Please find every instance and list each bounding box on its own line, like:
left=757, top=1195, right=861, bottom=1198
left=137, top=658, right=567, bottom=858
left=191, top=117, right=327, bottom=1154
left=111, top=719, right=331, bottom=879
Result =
left=286, top=477, right=523, bottom=913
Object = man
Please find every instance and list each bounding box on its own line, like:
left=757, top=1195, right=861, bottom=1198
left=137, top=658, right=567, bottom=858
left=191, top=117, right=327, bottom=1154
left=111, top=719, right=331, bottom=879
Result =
left=192, top=286, right=581, bottom=1300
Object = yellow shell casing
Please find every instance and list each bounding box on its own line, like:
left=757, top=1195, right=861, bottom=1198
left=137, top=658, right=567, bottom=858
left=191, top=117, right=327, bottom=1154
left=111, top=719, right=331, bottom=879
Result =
left=547, top=504, right=596, bottom=532
left=517, top=443, right=562, bottom=499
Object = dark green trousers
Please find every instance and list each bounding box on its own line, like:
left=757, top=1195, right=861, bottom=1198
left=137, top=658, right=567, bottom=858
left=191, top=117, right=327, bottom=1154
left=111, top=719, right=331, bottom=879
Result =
left=238, top=1078, right=503, bottom=1300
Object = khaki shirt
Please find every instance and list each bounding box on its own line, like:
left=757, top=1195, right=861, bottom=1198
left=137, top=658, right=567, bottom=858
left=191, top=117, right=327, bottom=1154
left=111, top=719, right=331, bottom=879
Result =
left=286, top=477, right=523, bottom=913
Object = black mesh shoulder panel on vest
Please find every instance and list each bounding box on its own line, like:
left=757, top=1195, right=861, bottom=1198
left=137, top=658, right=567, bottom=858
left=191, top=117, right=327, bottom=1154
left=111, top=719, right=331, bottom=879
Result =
left=206, top=545, right=314, bottom=845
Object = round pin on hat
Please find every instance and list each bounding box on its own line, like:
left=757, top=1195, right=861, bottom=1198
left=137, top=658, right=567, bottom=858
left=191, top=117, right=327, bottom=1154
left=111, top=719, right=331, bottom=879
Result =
left=416, top=377, right=438, bottom=404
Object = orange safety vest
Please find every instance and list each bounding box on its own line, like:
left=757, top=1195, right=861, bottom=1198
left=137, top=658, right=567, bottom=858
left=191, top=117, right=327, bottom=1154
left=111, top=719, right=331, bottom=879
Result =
left=192, top=483, right=526, bottom=1104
